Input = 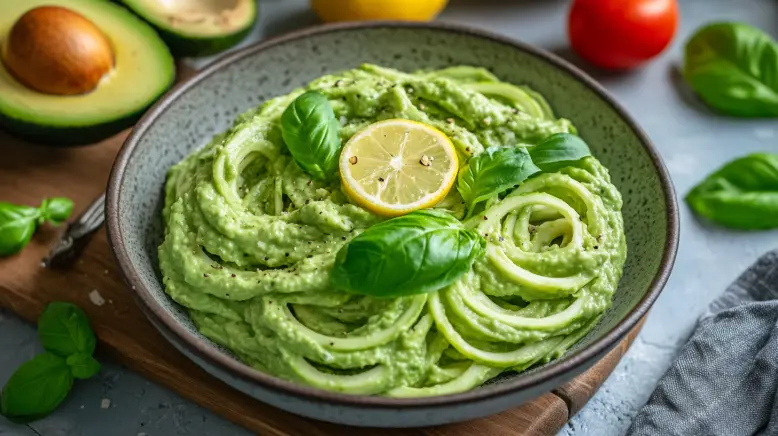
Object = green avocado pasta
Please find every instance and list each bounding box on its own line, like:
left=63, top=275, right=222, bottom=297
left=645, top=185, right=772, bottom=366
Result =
left=159, top=64, right=627, bottom=396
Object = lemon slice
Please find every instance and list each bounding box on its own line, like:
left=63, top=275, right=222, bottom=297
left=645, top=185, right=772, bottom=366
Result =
left=340, top=119, right=458, bottom=217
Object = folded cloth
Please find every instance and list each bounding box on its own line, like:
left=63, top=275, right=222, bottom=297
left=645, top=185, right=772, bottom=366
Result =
left=628, top=249, right=778, bottom=436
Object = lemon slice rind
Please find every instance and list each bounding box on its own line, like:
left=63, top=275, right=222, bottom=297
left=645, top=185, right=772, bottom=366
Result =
left=339, top=119, right=458, bottom=216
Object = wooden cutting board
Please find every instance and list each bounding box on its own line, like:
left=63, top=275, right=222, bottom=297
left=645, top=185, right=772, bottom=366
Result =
left=0, top=126, right=643, bottom=436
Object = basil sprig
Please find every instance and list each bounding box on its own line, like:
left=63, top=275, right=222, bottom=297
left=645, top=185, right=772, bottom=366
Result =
left=1, top=302, right=100, bottom=423
left=38, top=301, right=97, bottom=357
left=0, top=197, right=73, bottom=256
left=683, top=22, right=778, bottom=117
left=686, top=153, right=778, bottom=229
left=457, top=147, right=541, bottom=213
left=457, top=133, right=591, bottom=213
left=528, top=132, right=592, bottom=171
left=280, top=91, right=342, bottom=180
left=331, top=210, right=485, bottom=298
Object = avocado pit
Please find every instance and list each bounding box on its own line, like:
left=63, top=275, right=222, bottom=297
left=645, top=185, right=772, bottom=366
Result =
left=2, top=6, right=114, bottom=95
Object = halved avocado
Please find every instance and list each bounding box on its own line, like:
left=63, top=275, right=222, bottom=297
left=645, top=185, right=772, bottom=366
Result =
left=119, top=0, right=257, bottom=57
left=0, top=0, right=175, bottom=146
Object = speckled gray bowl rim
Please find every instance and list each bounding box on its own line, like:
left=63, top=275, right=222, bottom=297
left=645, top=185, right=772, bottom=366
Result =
left=106, top=21, right=679, bottom=409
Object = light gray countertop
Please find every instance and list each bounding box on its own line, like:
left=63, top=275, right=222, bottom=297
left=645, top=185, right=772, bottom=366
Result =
left=3, top=0, right=777, bottom=435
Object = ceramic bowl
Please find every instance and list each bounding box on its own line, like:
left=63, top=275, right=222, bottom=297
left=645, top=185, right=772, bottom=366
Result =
left=106, top=22, right=679, bottom=428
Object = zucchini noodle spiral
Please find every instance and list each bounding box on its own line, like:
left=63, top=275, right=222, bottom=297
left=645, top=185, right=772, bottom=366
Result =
left=159, top=64, right=626, bottom=397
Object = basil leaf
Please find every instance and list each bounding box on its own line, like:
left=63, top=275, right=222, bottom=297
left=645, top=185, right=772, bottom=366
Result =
left=66, top=353, right=101, bottom=380
left=686, top=153, right=778, bottom=229
left=0, top=203, right=39, bottom=256
left=0, top=352, right=73, bottom=424
left=280, top=91, right=342, bottom=180
left=40, top=197, right=74, bottom=224
left=0, top=197, right=74, bottom=256
left=457, top=146, right=540, bottom=211
left=38, top=302, right=97, bottom=357
left=330, top=210, right=485, bottom=297
left=529, top=133, right=592, bottom=171
left=683, top=22, right=778, bottom=117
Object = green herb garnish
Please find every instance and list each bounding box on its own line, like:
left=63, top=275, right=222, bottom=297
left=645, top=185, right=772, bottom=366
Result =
left=280, top=91, right=342, bottom=180
left=457, top=146, right=540, bottom=213
left=686, top=153, right=778, bottom=229
left=330, top=210, right=485, bottom=298
left=528, top=133, right=592, bottom=172
left=38, top=301, right=97, bottom=357
left=457, top=133, right=591, bottom=215
left=1, top=302, right=100, bottom=423
left=0, top=197, right=73, bottom=256
left=683, top=22, right=778, bottom=117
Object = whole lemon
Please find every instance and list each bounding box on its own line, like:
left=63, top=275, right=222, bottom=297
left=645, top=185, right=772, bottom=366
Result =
left=310, top=0, right=448, bottom=22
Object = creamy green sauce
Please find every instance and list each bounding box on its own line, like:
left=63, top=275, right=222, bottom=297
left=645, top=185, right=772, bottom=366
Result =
left=159, top=64, right=627, bottom=396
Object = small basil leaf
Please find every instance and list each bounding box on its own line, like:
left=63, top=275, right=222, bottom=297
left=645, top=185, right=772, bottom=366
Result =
left=529, top=133, right=592, bottom=172
left=457, top=146, right=540, bottom=211
left=40, top=197, right=74, bottom=225
left=683, top=22, right=778, bottom=117
left=66, top=353, right=101, bottom=380
left=280, top=91, right=342, bottom=180
left=38, top=302, right=97, bottom=357
left=331, top=210, right=485, bottom=298
left=0, top=203, right=40, bottom=256
left=0, top=352, right=74, bottom=423
left=686, top=153, right=778, bottom=229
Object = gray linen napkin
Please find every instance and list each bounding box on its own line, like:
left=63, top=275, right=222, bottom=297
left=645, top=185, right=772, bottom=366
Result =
left=627, top=249, right=778, bottom=436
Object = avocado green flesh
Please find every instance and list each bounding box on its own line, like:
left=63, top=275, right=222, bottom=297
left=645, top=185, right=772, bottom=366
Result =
left=118, top=0, right=257, bottom=57
left=159, top=65, right=627, bottom=396
left=0, top=0, right=174, bottom=146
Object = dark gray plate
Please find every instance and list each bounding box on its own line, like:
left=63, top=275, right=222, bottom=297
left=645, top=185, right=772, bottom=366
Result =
left=106, top=21, right=679, bottom=427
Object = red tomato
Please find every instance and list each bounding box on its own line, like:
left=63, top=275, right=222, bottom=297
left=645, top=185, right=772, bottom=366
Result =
left=568, top=0, right=679, bottom=70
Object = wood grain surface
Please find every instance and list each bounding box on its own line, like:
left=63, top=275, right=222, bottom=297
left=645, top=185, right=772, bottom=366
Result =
left=0, top=127, right=641, bottom=435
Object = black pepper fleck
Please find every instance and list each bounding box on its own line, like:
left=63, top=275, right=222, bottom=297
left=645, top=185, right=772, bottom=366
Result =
left=203, top=273, right=209, bottom=278
left=483, top=216, right=488, bottom=220
left=231, top=274, right=236, bottom=278
left=378, top=177, right=385, bottom=182
left=341, top=236, right=346, bottom=240
left=285, top=253, right=289, bottom=257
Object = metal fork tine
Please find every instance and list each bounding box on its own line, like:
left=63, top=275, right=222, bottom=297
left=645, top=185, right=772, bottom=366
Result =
left=44, top=193, right=106, bottom=268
